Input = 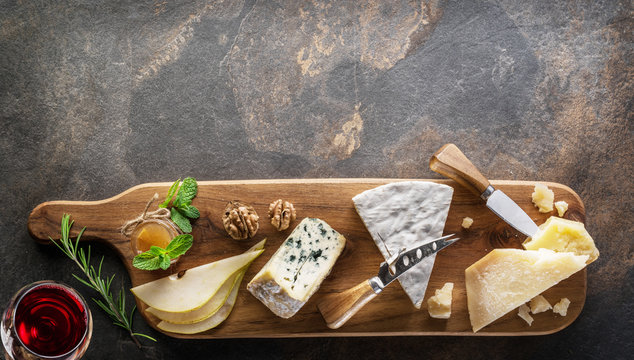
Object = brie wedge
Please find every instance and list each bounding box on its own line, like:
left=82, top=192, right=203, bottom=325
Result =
left=352, top=181, right=453, bottom=308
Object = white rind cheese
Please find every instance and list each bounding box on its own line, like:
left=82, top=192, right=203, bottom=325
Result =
left=247, top=218, right=346, bottom=318
left=352, top=181, right=453, bottom=308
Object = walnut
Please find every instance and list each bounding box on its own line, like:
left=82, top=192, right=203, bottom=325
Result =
left=268, top=199, right=296, bottom=231
left=222, top=200, right=259, bottom=240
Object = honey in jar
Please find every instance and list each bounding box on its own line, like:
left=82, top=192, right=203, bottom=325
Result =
left=130, top=219, right=179, bottom=254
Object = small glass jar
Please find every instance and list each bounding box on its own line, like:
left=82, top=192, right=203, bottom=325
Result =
left=1, top=281, right=92, bottom=360
left=129, top=218, right=181, bottom=264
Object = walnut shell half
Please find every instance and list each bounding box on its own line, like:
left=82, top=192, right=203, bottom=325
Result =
left=268, top=199, right=296, bottom=231
left=222, top=200, right=259, bottom=240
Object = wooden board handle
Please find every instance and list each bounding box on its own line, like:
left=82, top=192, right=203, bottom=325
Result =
left=430, top=144, right=491, bottom=196
left=28, top=201, right=116, bottom=245
left=318, top=279, right=378, bottom=329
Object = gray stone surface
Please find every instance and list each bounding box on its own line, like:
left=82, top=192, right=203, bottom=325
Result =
left=1, top=0, right=632, bottom=359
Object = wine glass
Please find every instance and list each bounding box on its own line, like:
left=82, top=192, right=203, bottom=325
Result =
left=2, top=281, right=92, bottom=360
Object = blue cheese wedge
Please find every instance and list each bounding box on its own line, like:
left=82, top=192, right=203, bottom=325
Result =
left=352, top=181, right=453, bottom=308
left=247, top=218, right=346, bottom=318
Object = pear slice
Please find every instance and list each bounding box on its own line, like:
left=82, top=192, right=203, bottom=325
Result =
left=147, top=264, right=245, bottom=323
left=131, top=240, right=265, bottom=313
left=158, top=268, right=246, bottom=334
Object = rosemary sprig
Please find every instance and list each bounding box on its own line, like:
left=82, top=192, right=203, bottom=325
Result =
left=50, top=214, right=156, bottom=348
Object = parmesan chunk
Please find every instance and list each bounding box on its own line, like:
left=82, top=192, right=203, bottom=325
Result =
left=555, top=201, right=569, bottom=217
left=518, top=304, right=533, bottom=326
left=529, top=295, right=552, bottom=314
left=465, top=249, right=588, bottom=332
left=247, top=218, right=345, bottom=318
left=427, top=282, right=454, bottom=319
left=532, top=184, right=554, bottom=213
left=553, top=298, right=571, bottom=316
left=523, top=216, right=599, bottom=264
left=461, top=217, right=474, bottom=229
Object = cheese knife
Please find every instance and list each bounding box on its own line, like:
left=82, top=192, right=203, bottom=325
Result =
left=317, top=234, right=459, bottom=329
left=430, top=143, right=539, bottom=237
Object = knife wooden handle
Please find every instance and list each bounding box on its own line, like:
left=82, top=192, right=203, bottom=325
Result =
left=430, top=143, right=491, bottom=196
left=318, top=280, right=378, bottom=329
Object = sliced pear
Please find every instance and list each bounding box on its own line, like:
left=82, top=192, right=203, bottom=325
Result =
left=147, top=265, right=244, bottom=323
left=131, top=240, right=266, bottom=313
left=145, top=240, right=265, bottom=322
left=158, top=270, right=245, bottom=334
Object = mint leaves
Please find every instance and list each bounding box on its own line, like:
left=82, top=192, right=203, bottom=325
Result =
left=133, top=234, right=193, bottom=270
left=131, top=177, right=198, bottom=271
left=159, top=177, right=199, bottom=233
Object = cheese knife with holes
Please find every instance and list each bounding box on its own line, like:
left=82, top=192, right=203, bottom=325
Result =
left=317, top=234, right=459, bottom=329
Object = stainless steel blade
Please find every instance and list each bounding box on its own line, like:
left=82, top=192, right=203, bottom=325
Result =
left=371, top=234, right=459, bottom=291
left=486, top=189, right=539, bottom=237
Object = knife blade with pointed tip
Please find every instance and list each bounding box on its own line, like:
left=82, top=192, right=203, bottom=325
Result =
left=430, top=144, right=539, bottom=237
left=317, top=234, right=459, bottom=329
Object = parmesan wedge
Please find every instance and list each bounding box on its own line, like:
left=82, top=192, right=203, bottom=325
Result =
left=465, top=249, right=587, bottom=332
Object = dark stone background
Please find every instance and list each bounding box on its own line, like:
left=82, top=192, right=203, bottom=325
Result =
left=1, top=0, right=632, bottom=359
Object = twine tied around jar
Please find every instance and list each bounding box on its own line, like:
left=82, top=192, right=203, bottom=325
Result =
left=121, top=193, right=172, bottom=236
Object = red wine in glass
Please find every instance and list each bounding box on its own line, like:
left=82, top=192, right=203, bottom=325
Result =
left=2, top=281, right=92, bottom=360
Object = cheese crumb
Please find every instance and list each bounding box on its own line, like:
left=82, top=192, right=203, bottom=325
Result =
left=555, top=201, right=569, bottom=217
left=529, top=295, right=552, bottom=314
left=518, top=304, right=533, bottom=326
left=461, top=217, right=474, bottom=229
left=427, top=282, right=453, bottom=319
left=553, top=298, right=571, bottom=316
left=532, top=184, right=554, bottom=213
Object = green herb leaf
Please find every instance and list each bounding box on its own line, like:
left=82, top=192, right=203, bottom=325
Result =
left=53, top=214, right=156, bottom=347
left=159, top=179, right=180, bottom=208
left=174, top=177, right=197, bottom=206
left=171, top=207, right=192, bottom=233
left=131, top=235, right=193, bottom=271
left=158, top=254, right=171, bottom=270
left=149, top=246, right=165, bottom=256
left=178, top=204, right=200, bottom=219
left=132, top=252, right=163, bottom=271
left=165, top=234, right=193, bottom=258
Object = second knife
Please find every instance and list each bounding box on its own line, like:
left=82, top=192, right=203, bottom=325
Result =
left=430, top=144, right=539, bottom=237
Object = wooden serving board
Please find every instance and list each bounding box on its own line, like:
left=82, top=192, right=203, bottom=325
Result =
left=27, top=179, right=586, bottom=338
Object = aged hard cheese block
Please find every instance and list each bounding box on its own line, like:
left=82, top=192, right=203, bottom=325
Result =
left=523, top=216, right=599, bottom=264
left=352, top=181, right=453, bottom=308
left=465, top=249, right=588, bottom=332
left=247, top=218, right=346, bottom=318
